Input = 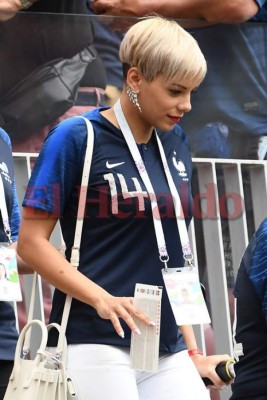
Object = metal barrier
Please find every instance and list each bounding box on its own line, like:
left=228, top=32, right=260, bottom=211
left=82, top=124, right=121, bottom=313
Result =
left=12, top=152, right=267, bottom=400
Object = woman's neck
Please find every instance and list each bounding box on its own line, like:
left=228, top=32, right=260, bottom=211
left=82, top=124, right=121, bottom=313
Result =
left=101, top=94, right=154, bottom=144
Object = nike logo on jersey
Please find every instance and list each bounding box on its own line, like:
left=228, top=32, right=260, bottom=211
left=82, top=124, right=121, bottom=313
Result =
left=106, top=161, right=125, bottom=169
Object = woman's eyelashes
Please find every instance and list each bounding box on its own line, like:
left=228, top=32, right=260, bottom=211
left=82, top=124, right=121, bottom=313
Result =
left=168, top=88, right=183, bottom=96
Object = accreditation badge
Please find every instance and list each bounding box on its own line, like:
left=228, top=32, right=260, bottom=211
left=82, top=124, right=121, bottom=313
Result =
left=162, top=267, right=210, bottom=325
left=0, top=243, right=22, bottom=301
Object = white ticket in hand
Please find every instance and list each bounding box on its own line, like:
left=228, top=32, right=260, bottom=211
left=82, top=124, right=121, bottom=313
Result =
left=130, top=283, right=162, bottom=372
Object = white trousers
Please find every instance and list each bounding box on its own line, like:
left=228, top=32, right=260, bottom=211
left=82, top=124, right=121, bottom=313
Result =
left=66, top=345, right=211, bottom=400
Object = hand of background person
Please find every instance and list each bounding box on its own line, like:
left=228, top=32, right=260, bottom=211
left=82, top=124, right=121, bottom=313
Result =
left=94, top=292, right=155, bottom=338
left=0, top=0, right=19, bottom=20
left=91, top=0, right=148, bottom=16
left=90, top=0, right=142, bottom=32
left=90, top=0, right=260, bottom=24
left=90, top=0, right=215, bottom=30
left=190, top=353, right=234, bottom=390
left=0, top=0, right=37, bottom=21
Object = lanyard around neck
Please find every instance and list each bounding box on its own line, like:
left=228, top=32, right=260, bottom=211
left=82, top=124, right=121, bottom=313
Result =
left=0, top=173, right=12, bottom=243
left=114, top=99, right=193, bottom=269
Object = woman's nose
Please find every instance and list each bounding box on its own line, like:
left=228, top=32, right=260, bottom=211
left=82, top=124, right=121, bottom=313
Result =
left=177, top=95, right=192, bottom=113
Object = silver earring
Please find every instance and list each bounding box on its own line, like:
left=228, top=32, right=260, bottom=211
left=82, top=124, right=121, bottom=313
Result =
left=126, top=85, right=142, bottom=113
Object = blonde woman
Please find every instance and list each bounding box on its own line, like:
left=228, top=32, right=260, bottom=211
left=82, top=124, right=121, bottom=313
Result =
left=18, top=17, right=231, bottom=399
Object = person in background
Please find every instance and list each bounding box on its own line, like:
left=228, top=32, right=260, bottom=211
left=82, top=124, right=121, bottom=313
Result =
left=87, top=1, right=124, bottom=106
left=180, top=2, right=267, bottom=160
left=0, top=127, right=32, bottom=400
left=18, top=16, right=231, bottom=400
left=231, top=218, right=267, bottom=399
left=0, top=0, right=107, bottom=153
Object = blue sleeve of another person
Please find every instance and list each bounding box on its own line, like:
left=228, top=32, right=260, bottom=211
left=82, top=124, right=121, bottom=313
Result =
left=0, top=128, right=20, bottom=241
left=251, top=0, right=267, bottom=21
left=249, top=219, right=267, bottom=324
left=10, top=181, right=20, bottom=241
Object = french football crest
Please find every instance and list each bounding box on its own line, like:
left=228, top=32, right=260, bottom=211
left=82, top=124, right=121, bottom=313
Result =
left=172, top=152, right=187, bottom=177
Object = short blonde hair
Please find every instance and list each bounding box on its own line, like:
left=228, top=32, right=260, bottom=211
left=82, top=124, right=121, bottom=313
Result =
left=120, top=16, right=207, bottom=85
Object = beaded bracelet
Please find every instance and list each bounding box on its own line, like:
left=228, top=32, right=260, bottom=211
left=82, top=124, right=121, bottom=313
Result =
left=188, top=348, right=203, bottom=357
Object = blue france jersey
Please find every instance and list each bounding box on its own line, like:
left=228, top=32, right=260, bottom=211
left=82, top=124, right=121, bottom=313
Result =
left=0, top=128, right=20, bottom=360
left=23, top=108, right=193, bottom=353
left=232, top=218, right=267, bottom=398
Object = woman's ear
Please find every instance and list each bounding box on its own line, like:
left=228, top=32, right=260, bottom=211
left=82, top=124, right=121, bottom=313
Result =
left=126, top=67, right=142, bottom=93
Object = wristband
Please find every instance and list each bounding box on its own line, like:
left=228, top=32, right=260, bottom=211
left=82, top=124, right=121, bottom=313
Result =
left=188, top=348, right=203, bottom=357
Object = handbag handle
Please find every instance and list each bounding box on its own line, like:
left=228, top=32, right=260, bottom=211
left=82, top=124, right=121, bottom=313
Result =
left=11, top=319, right=48, bottom=386
left=46, top=322, right=68, bottom=366
left=23, top=117, right=95, bottom=358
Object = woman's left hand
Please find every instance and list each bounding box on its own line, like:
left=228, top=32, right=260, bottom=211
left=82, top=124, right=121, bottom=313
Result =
left=190, top=353, right=234, bottom=389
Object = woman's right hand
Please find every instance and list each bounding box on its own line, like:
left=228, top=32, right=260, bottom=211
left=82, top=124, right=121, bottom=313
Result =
left=94, top=293, right=154, bottom=338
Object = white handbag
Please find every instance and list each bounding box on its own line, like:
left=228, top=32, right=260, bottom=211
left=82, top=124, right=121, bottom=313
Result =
left=3, top=319, right=75, bottom=400
left=4, top=117, right=94, bottom=400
